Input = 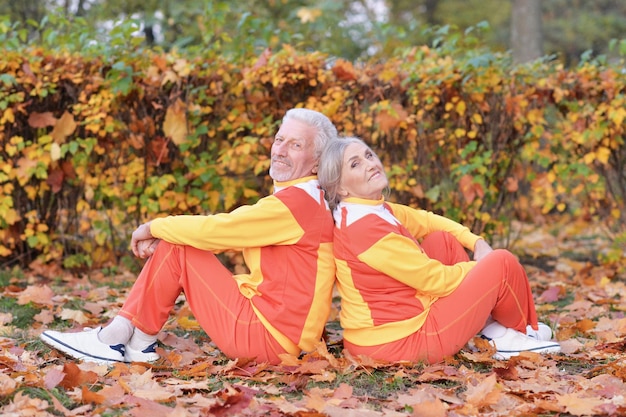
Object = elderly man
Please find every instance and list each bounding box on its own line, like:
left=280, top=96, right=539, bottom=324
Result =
left=41, top=108, right=338, bottom=365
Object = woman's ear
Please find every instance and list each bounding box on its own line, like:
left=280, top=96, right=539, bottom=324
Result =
left=311, top=163, right=319, bottom=174
left=338, top=185, right=349, bottom=198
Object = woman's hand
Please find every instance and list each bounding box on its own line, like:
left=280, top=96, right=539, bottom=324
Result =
left=473, top=239, right=493, bottom=261
left=135, top=238, right=161, bottom=259
left=131, top=222, right=159, bottom=258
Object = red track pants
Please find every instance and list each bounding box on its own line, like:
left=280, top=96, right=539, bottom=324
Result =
left=118, top=242, right=287, bottom=364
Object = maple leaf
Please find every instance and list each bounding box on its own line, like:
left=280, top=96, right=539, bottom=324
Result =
left=556, top=393, right=608, bottom=416
left=121, top=369, right=175, bottom=401
left=16, top=284, right=55, bottom=306
left=463, top=373, right=502, bottom=408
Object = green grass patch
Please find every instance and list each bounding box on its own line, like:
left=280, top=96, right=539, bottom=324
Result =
left=0, top=297, right=40, bottom=329
left=0, top=267, right=24, bottom=288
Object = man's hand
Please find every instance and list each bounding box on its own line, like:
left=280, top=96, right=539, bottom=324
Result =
left=131, top=222, right=159, bottom=258
left=473, top=239, right=493, bottom=261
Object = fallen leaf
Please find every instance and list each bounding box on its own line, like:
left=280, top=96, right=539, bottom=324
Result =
left=43, top=367, right=66, bottom=390
left=0, top=372, right=17, bottom=396
left=17, top=284, right=55, bottom=306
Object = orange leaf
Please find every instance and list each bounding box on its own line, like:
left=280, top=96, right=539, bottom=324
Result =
left=28, top=111, right=57, bottom=128
left=332, top=59, right=357, bottom=81
left=60, top=362, right=98, bottom=389
left=51, top=111, right=77, bottom=143
left=81, top=386, right=105, bottom=404
left=376, top=101, right=408, bottom=134
left=459, top=175, right=484, bottom=204
left=17, top=284, right=55, bottom=306
left=411, top=399, right=448, bottom=417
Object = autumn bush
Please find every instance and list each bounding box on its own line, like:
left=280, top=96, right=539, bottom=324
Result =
left=0, top=22, right=624, bottom=270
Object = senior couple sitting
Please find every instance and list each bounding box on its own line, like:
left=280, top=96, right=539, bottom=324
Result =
left=41, top=108, right=560, bottom=365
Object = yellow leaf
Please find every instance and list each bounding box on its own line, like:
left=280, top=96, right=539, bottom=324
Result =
left=472, top=113, right=483, bottom=124
left=454, top=128, right=466, bottom=138
left=609, top=106, right=626, bottom=127
left=583, top=152, right=595, bottom=165
left=163, top=99, right=188, bottom=145
left=527, top=109, right=545, bottom=125
left=60, top=309, right=89, bottom=324
left=296, top=7, right=322, bottom=23
left=455, top=100, right=466, bottom=116
left=1, top=108, right=14, bottom=124
left=596, top=146, right=611, bottom=164
left=177, top=315, right=201, bottom=330
left=173, top=58, right=191, bottom=77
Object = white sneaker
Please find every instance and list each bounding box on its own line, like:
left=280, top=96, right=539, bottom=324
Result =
left=485, top=328, right=561, bottom=360
left=40, top=327, right=125, bottom=365
left=526, top=322, right=553, bottom=341
left=125, top=342, right=160, bottom=363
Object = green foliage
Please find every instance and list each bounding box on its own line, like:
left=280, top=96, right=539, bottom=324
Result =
left=0, top=298, right=40, bottom=329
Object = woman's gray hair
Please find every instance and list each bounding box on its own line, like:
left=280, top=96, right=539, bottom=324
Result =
left=282, top=108, right=338, bottom=159
left=318, top=136, right=369, bottom=210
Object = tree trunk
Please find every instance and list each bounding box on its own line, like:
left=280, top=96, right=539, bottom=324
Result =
left=511, top=0, right=543, bottom=64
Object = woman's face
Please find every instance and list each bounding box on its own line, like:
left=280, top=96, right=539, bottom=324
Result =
left=338, top=142, right=388, bottom=200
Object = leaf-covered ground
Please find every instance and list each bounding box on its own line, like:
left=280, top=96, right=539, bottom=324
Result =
left=1, top=218, right=625, bottom=416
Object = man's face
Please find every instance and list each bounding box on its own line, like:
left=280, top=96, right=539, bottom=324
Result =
left=269, top=118, right=318, bottom=182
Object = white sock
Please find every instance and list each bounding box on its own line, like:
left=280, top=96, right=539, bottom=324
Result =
left=128, top=327, right=158, bottom=351
left=480, top=320, right=508, bottom=339
left=98, top=316, right=134, bottom=345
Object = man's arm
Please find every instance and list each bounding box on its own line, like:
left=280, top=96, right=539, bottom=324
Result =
left=148, top=194, right=306, bottom=251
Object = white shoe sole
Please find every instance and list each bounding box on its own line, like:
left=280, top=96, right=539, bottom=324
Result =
left=493, top=342, right=561, bottom=360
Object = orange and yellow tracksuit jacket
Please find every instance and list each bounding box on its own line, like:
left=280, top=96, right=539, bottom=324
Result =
left=149, top=176, right=336, bottom=355
left=332, top=197, right=482, bottom=347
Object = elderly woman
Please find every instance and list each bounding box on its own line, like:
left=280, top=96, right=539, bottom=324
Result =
left=317, top=136, right=560, bottom=363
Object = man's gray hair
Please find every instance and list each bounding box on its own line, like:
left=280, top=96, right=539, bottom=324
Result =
left=282, top=108, right=338, bottom=159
